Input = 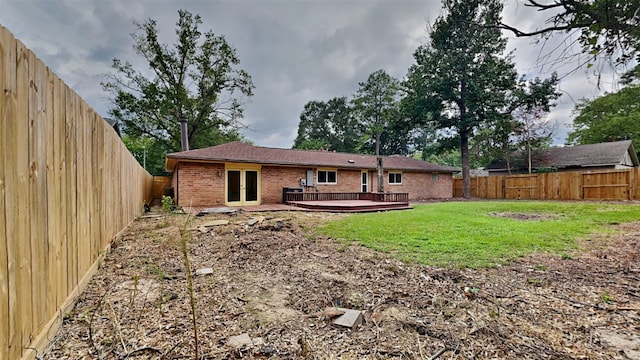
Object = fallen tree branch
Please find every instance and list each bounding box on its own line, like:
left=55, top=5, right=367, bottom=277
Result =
left=427, top=347, right=447, bottom=360
left=118, top=346, right=162, bottom=359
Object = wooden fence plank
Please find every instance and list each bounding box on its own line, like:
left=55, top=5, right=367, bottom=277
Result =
left=65, top=86, right=78, bottom=293
left=28, top=50, right=49, bottom=335
left=634, top=168, right=640, bottom=200
left=454, top=169, right=640, bottom=201
left=44, top=66, right=59, bottom=315
left=90, top=110, right=100, bottom=258
left=2, top=29, right=21, bottom=360
left=0, top=26, right=153, bottom=360
left=15, top=38, right=35, bottom=358
left=76, top=96, right=88, bottom=282
left=0, top=25, right=10, bottom=360
left=57, top=77, right=68, bottom=306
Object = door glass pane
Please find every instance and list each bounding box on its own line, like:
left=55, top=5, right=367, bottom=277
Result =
left=245, top=170, right=258, bottom=202
left=361, top=172, right=367, bottom=192
left=227, top=170, right=240, bottom=202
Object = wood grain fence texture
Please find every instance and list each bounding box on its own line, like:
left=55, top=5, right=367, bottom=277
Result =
left=453, top=168, right=640, bottom=200
left=1, top=26, right=153, bottom=360
left=152, top=176, right=172, bottom=199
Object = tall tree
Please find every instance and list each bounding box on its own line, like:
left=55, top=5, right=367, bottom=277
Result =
left=512, top=106, right=555, bottom=174
left=405, top=0, right=518, bottom=198
left=472, top=75, right=559, bottom=172
left=352, top=70, right=402, bottom=192
left=102, top=9, right=254, bottom=162
left=292, top=97, right=359, bottom=152
left=498, top=0, right=640, bottom=66
left=352, top=70, right=402, bottom=157
left=293, top=100, right=333, bottom=150
left=567, top=85, right=640, bottom=152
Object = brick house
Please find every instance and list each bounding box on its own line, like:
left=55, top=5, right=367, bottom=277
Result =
left=165, top=142, right=458, bottom=207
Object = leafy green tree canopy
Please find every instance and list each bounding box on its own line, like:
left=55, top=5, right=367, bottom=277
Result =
left=102, top=9, right=254, bottom=156
left=405, top=0, right=559, bottom=197
left=292, top=97, right=359, bottom=152
left=406, top=0, right=518, bottom=198
left=498, top=0, right=640, bottom=66
left=293, top=70, right=411, bottom=157
left=567, top=85, right=640, bottom=151
left=352, top=69, right=402, bottom=156
left=121, top=135, right=169, bottom=176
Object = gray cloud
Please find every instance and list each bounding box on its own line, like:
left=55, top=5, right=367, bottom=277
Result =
left=0, top=0, right=625, bottom=148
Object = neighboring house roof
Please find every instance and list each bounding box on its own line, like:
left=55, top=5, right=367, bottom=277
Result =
left=166, top=142, right=459, bottom=173
left=103, top=118, right=122, bottom=138
left=485, top=140, right=639, bottom=171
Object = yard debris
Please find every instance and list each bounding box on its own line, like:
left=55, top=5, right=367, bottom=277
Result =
left=115, top=278, right=161, bottom=303
left=226, top=333, right=264, bottom=349
left=195, top=268, right=213, bottom=276
left=202, top=219, right=230, bottom=227
left=139, top=214, right=164, bottom=219
left=258, top=218, right=287, bottom=231
left=196, top=207, right=238, bottom=216
left=332, top=308, right=364, bottom=329
left=42, top=211, right=640, bottom=359
left=595, top=328, right=640, bottom=359
left=189, top=219, right=229, bottom=232
left=306, top=307, right=345, bottom=319
left=247, top=216, right=264, bottom=226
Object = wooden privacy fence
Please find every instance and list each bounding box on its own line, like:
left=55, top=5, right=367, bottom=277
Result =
left=453, top=168, right=640, bottom=200
left=152, top=176, right=172, bottom=199
left=1, top=26, right=153, bottom=360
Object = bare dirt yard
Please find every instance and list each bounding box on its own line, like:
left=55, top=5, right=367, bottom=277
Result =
left=43, top=207, right=640, bottom=359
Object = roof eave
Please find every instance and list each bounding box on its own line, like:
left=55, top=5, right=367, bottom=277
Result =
left=166, top=156, right=455, bottom=173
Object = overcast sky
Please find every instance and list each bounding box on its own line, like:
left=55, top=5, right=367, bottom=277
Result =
left=0, top=0, right=630, bottom=149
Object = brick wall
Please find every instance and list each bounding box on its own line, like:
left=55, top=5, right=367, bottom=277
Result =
left=175, top=162, right=225, bottom=207
left=315, top=169, right=363, bottom=193
left=173, top=162, right=453, bottom=206
left=261, top=166, right=308, bottom=203
left=384, top=171, right=453, bottom=200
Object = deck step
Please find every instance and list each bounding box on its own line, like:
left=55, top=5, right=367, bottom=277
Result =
left=287, top=201, right=412, bottom=213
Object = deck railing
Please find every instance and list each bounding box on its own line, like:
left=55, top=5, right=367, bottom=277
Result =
left=285, top=191, right=409, bottom=204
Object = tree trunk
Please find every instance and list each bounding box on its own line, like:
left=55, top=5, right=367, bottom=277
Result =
left=375, top=132, right=384, bottom=193
left=377, top=157, right=384, bottom=193
left=527, top=140, right=532, bottom=174
left=461, top=129, right=471, bottom=199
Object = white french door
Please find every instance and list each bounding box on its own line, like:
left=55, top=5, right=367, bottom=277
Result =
left=361, top=171, right=368, bottom=192
left=226, top=165, right=260, bottom=206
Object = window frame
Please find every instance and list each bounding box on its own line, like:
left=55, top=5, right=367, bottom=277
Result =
left=388, top=171, right=403, bottom=185
left=317, top=169, right=338, bottom=185
left=431, top=173, right=440, bottom=182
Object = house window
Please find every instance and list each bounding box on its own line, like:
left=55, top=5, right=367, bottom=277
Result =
left=317, top=169, right=337, bottom=184
left=388, top=172, right=402, bottom=185
left=432, top=173, right=439, bottom=181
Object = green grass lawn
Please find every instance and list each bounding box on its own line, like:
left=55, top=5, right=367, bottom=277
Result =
left=319, top=201, right=640, bottom=268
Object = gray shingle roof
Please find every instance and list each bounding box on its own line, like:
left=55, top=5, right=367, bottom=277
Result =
left=485, top=140, right=638, bottom=171
left=166, top=142, right=458, bottom=173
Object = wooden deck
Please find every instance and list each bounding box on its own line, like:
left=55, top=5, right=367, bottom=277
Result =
left=186, top=200, right=411, bottom=214
left=185, top=192, right=412, bottom=214
left=284, top=191, right=411, bottom=212
left=286, top=199, right=412, bottom=212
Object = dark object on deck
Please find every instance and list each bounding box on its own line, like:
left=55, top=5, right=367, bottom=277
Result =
left=282, top=187, right=303, bottom=204
left=144, top=204, right=151, bottom=213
